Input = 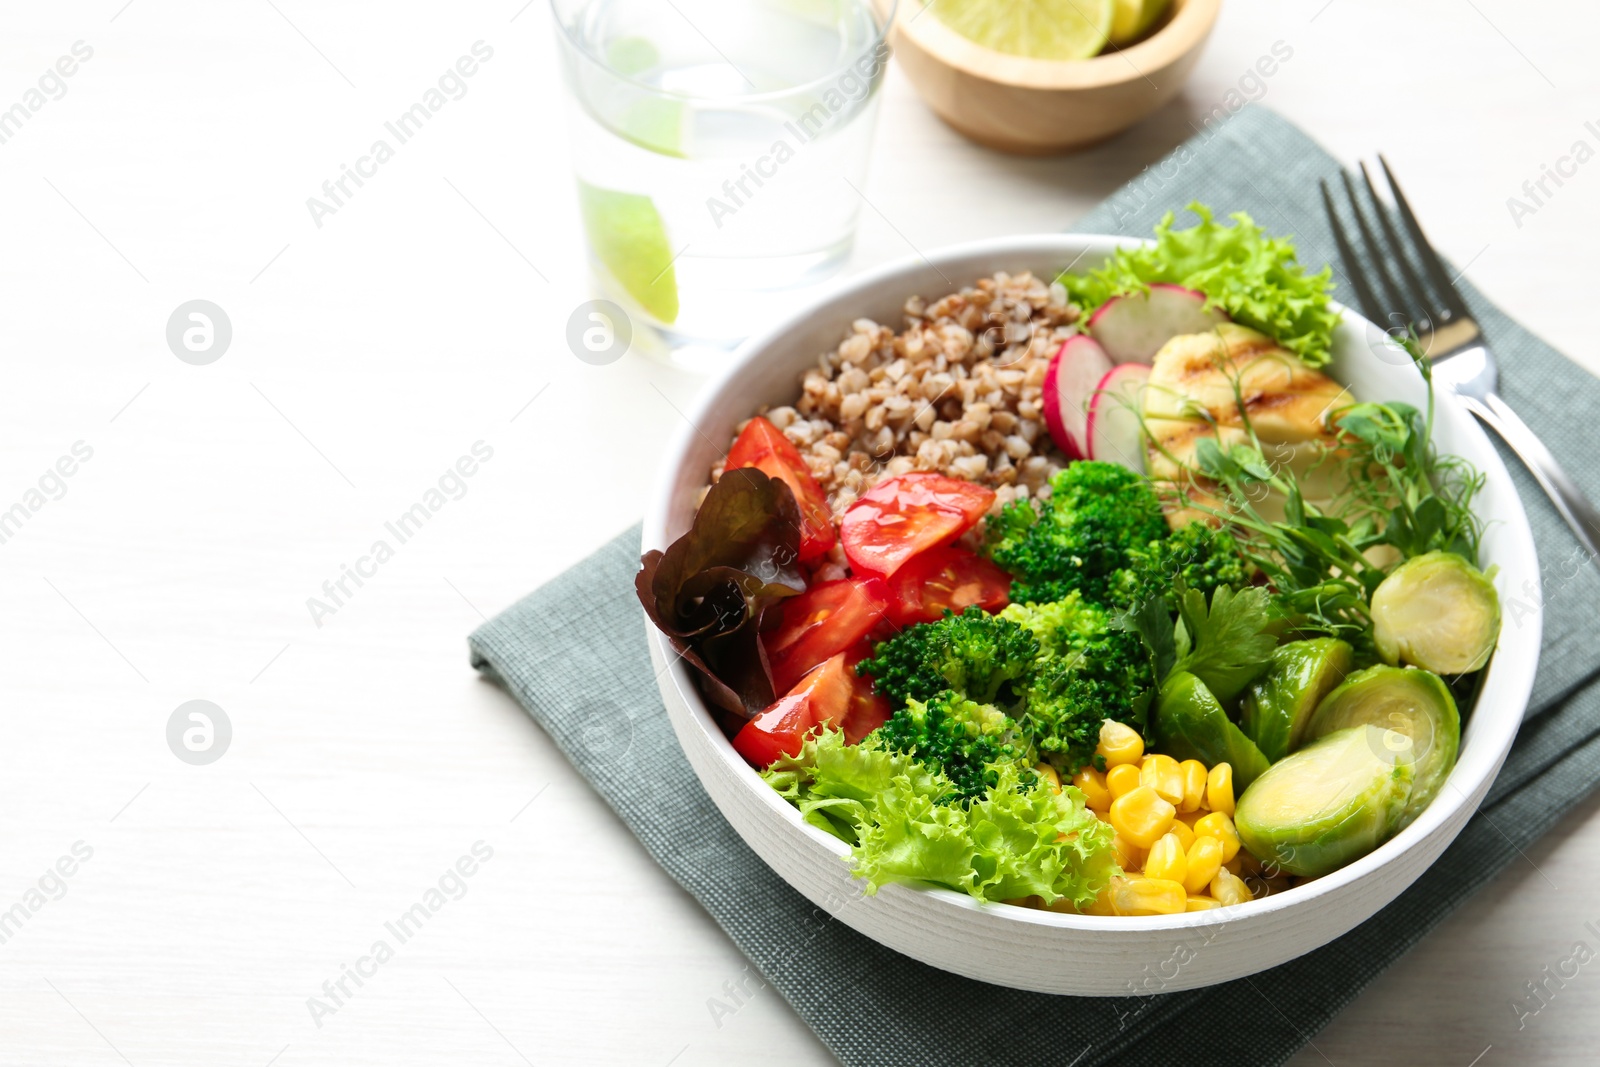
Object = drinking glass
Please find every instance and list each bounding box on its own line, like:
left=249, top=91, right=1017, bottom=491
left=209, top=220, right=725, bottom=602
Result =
left=551, top=0, right=895, bottom=371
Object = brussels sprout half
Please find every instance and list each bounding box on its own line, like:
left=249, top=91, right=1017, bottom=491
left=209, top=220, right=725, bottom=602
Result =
left=1240, top=638, right=1354, bottom=763
left=1152, top=672, right=1271, bottom=790
left=1234, top=725, right=1415, bottom=877
left=1304, top=665, right=1460, bottom=830
left=1370, top=550, right=1500, bottom=675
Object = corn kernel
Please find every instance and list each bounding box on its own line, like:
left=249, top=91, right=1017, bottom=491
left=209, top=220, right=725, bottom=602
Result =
left=1111, top=833, right=1146, bottom=872
left=1168, top=818, right=1196, bottom=851
left=1183, top=836, right=1224, bottom=895
left=1097, top=720, right=1144, bottom=767
left=1194, top=811, right=1242, bottom=863
left=1144, top=833, right=1188, bottom=884
left=1211, top=868, right=1252, bottom=907
left=1177, top=809, right=1205, bottom=829
left=1207, top=762, right=1235, bottom=816
left=1140, top=754, right=1184, bottom=805
left=1110, top=876, right=1187, bottom=916
left=1035, top=763, right=1062, bottom=793
left=1109, top=786, right=1177, bottom=850
left=1186, top=895, right=1222, bottom=912
left=1106, top=762, right=1142, bottom=800
left=1177, top=759, right=1208, bottom=813
left=1072, top=766, right=1112, bottom=811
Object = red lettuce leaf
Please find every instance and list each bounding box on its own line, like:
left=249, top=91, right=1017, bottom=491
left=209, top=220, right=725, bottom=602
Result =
left=637, top=468, right=807, bottom=719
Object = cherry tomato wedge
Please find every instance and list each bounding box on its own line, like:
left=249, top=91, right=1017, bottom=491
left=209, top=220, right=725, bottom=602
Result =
left=884, top=545, right=1012, bottom=627
left=838, top=643, right=892, bottom=744
left=840, top=473, right=996, bottom=578
left=724, top=416, right=835, bottom=562
left=731, top=651, right=857, bottom=767
left=764, top=576, right=889, bottom=694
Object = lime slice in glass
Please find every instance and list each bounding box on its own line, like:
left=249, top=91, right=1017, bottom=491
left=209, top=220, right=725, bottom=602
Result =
left=605, top=35, right=660, bottom=75
left=592, top=37, right=690, bottom=158
left=578, top=182, right=680, bottom=326
left=616, top=96, right=688, bottom=158
left=931, top=0, right=1114, bottom=60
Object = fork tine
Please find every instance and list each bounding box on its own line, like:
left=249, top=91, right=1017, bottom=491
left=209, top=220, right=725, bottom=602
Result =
left=1377, top=155, right=1471, bottom=321
left=1358, top=161, right=1438, bottom=328
left=1320, top=180, right=1387, bottom=326
left=1340, top=170, right=1412, bottom=327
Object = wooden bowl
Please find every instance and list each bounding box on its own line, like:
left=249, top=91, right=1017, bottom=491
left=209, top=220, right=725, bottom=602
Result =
left=643, top=234, right=1539, bottom=994
left=877, top=0, right=1223, bottom=154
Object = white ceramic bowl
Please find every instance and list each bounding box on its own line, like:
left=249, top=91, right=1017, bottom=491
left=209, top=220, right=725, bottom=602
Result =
left=642, top=235, right=1540, bottom=995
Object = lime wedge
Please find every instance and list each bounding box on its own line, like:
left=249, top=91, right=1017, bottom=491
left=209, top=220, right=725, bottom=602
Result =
left=605, top=36, right=660, bottom=75
left=577, top=182, right=680, bottom=326
left=616, top=96, right=688, bottom=158
left=1109, top=0, right=1169, bottom=45
left=931, top=0, right=1113, bottom=60
left=591, top=37, right=689, bottom=157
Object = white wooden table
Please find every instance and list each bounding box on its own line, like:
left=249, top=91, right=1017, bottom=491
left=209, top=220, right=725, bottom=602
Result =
left=1, top=1, right=1595, bottom=1063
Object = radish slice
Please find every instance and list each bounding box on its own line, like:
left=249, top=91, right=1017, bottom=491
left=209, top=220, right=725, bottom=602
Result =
left=1086, top=283, right=1229, bottom=365
left=1043, top=335, right=1113, bottom=461
left=1087, top=363, right=1152, bottom=472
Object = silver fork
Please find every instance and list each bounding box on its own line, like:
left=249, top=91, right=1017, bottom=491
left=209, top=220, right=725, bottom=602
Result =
left=1321, top=157, right=1600, bottom=557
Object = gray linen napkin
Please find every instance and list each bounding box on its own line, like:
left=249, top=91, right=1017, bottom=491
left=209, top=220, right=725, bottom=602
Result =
left=469, top=107, right=1600, bottom=1066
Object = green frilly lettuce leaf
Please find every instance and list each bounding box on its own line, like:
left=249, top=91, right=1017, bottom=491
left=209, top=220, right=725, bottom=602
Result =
left=765, top=730, right=1116, bottom=907
left=1061, top=202, right=1341, bottom=367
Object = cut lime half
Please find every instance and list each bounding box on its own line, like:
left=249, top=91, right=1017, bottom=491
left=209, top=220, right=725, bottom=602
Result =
left=930, top=0, right=1114, bottom=60
left=577, top=182, right=680, bottom=326
left=1109, top=0, right=1169, bottom=46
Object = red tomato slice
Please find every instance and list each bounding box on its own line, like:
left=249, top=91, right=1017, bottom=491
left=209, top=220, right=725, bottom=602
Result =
left=730, top=691, right=812, bottom=768
left=731, top=652, right=857, bottom=767
left=884, top=546, right=1012, bottom=627
left=839, top=473, right=996, bottom=578
left=725, top=416, right=835, bottom=562
left=839, top=643, right=892, bottom=744
left=797, top=651, right=857, bottom=733
left=764, top=576, right=889, bottom=694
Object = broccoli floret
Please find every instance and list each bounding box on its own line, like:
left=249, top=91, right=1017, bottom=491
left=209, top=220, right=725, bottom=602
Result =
left=1114, top=522, right=1248, bottom=609
left=985, top=462, right=1168, bottom=607
left=1019, top=622, right=1155, bottom=773
left=857, top=606, right=1039, bottom=709
left=999, top=593, right=1109, bottom=661
left=870, top=690, right=1033, bottom=800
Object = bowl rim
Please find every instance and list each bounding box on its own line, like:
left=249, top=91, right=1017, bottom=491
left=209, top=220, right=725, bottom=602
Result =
left=886, top=0, right=1222, bottom=90
left=642, top=231, right=1541, bottom=934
